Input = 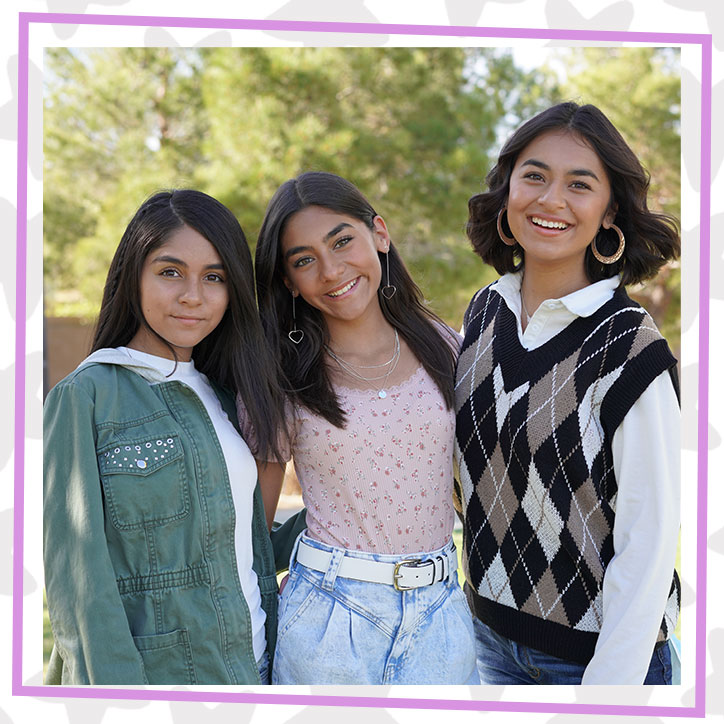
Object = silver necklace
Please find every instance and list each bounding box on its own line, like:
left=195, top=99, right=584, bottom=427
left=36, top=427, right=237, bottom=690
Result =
left=520, top=291, right=532, bottom=324
left=327, top=329, right=400, bottom=369
left=325, top=330, right=400, bottom=398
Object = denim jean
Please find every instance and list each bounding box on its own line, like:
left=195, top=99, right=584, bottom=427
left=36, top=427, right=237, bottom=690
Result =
left=256, top=650, right=270, bottom=685
left=272, top=533, right=479, bottom=685
left=473, top=617, right=672, bottom=685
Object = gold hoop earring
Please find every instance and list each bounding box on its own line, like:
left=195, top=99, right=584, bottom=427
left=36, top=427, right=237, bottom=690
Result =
left=591, top=223, right=625, bottom=264
left=496, top=207, right=517, bottom=246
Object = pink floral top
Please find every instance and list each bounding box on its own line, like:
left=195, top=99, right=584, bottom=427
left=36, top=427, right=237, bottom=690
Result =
left=239, top=364, right=457, bottom=555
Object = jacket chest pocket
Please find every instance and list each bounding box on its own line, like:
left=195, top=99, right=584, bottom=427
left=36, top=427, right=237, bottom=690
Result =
left=98, top=434, right=189, bottom=530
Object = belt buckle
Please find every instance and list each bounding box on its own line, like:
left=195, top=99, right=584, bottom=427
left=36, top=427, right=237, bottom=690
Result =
left=393, top=558, right=424, bottom=591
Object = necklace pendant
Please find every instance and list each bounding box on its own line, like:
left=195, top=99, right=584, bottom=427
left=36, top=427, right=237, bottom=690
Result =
left=378, top=389, right=387, bottom=399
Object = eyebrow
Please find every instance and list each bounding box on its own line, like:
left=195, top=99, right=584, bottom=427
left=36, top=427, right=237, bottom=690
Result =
left=284, top=222, right=354, bottom=260
left=521, top=158, right=601, bottom=181
left=149, top=254, right=224, bottom=270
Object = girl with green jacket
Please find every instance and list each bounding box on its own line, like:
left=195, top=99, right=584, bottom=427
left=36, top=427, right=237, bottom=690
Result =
left=43, top=190, right=299, bottom=685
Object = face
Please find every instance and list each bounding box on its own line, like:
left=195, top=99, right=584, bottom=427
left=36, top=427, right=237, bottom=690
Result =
left=280, top=205, right=389, bottom=327
left=128, top=225, right=229, bottom=362
left=505, top=130, right=615, bottom=276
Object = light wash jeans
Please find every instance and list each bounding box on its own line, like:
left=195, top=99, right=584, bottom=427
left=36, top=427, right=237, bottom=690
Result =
left=272, top=533, right=479, bottom=685
left=473, top=617, right=673, bottom=685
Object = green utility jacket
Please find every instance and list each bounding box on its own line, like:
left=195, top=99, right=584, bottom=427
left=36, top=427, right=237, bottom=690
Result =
left=43, top=349, right=305, bottom=685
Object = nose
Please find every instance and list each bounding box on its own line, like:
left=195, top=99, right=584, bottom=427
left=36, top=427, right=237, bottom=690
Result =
left=317, top=252, right=345, bottom=283
left=179, top=277, right=203, bottom=305
left=538, top=181, right=566, bottom=209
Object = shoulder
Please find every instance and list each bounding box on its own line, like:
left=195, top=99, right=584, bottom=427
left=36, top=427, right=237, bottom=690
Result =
left=587, top=290, right=677, bottom=432
left=432, top=320, right=463, bottom=354
left=46, top=363, right=115, bottom=402
left=462, top=282, right=504, bottom=335
left=48, top=362, right=141, bottom=401
left=236, top=392, right=295, bottom=463
left=466, top=283, right=496, bottom=312
left=596, top=288, right=670, bottom=352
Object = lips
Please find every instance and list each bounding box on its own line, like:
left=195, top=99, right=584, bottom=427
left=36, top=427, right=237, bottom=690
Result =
left=326, top=277, right=359, bottom=298
left=530, top=216, right=571, bottom=230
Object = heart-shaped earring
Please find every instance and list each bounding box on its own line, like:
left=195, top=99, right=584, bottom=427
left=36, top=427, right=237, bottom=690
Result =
left=381, top=245, right=397, bottom=300
left=288, top=328, right=304, bottom=345
left=288, top=291, right=304, bottom=344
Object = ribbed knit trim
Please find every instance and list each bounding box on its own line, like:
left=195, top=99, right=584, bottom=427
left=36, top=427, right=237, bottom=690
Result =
left=465, top=583, right=598, bottom=664
left=464, top=583, right=668, bottom=665
left=601, top=338, right=677, bottom=437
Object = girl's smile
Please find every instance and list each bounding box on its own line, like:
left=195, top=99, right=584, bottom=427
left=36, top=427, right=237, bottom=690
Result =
left=325, top=277, right=360, bottom=298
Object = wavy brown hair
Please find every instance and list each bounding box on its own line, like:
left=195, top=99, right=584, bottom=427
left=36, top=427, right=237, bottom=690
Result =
left=467, top=102, right=680, bottom=285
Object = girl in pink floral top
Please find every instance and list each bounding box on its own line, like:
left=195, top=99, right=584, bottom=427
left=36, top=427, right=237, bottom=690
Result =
left=247, top=172, right=477, bottom=684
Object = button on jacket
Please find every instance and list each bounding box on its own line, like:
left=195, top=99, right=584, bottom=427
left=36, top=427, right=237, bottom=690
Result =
left=43, top=348, right=304, bottom=685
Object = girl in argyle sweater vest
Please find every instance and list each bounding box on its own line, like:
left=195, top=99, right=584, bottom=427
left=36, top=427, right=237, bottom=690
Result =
left=455, top=102, right=681, bottom=684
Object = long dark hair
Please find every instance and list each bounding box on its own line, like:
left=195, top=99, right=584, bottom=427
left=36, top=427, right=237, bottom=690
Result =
left=467, top=102, right=680, bottom=285
left=92, top=189, right=288, bottom=461
left=255, top=171, right=456, bottom=427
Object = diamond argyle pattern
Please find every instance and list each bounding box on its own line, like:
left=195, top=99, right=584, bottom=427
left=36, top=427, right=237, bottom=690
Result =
left=455, top=285, right=680, bottom=659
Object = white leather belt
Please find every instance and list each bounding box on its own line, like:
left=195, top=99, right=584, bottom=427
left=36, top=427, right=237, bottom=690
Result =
left=295, top=539, right=456, bottom=591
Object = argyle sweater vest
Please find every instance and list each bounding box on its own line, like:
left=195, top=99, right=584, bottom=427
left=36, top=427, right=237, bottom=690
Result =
left=454, top=284, right=680, bottom=664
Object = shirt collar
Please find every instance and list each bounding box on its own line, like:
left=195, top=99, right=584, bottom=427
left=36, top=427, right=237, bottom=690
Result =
left=492, top=271, right=620, bottom=319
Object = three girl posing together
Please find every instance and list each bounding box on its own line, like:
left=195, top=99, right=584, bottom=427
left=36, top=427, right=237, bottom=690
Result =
left=44, top=102, right=680, bottom=686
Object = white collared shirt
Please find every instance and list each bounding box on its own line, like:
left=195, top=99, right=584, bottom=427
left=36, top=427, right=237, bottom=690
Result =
left=487, top=272, right=680, bottom=684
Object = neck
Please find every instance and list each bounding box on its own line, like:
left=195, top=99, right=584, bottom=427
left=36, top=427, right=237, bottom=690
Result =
left=325, top=305, right=396, bottom=363
left=520, top=261, right=590, bottom=313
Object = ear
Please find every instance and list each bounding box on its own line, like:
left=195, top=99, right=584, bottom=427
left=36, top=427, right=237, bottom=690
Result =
left=372, top=215, right=391, bottom=252
left=601, top=204, right=618, bottom=229
left=282, top=277, right=296, bottom=296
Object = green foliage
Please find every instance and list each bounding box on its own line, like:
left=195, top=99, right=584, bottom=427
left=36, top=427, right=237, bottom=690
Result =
left=43, top=46, right=679, bottom=344
left=44, top=47, right=207, bottom=316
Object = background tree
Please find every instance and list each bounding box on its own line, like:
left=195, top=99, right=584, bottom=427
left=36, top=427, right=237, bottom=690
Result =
left=43, top=46, right=679, bottom=337
left=44, top=47, right=207, bottom=316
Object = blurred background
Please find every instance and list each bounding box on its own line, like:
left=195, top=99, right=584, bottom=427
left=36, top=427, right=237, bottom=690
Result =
left=43, top=45, right=681, bottom=394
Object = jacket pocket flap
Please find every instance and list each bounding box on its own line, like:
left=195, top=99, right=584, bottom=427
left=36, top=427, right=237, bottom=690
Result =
left=99, top=435, right=182, bottom=476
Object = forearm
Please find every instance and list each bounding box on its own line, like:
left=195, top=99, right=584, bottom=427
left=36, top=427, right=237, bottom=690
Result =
left=257, top=460, right=286, bottom=531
